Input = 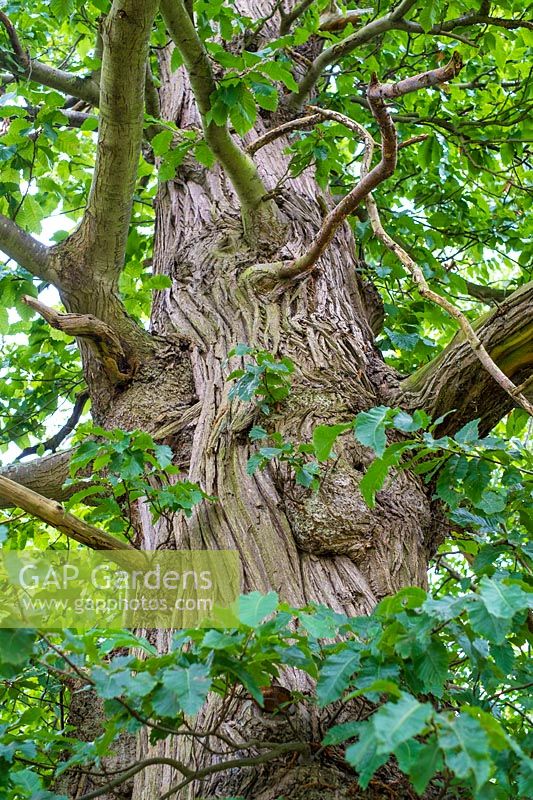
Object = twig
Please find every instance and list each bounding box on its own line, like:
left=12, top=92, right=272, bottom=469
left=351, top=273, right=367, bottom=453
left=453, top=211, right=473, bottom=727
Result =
left=362, top=140, right=533, bottom=417
left=15, top=390, right=89, bottom=461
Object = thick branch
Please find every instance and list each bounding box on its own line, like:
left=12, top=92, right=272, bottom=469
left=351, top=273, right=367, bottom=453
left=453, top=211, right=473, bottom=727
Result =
left=0, top=12, right=99, bottom=105
left=0, top=213, right=50, bottom=281
left=22, top=296, right=134, bottom=383
left=394, top=282, right=533, bottom=431
left=0, top=474, right=133, bottom=550
left=79, top=0, right=159, bottom=281
left=24, top=61, right=100, bottom=106
left=462, top=280, right=511, bottom=305
left=0, top=451, right=74, bottom=508
left=160, top=0, right=269, bottom=222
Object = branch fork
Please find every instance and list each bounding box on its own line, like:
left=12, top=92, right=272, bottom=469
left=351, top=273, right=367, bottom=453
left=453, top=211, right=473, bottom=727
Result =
left=243, top=56, right=463, bottom=293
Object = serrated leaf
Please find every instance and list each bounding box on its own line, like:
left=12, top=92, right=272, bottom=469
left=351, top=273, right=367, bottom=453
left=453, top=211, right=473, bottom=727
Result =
left=354, top=406, right=390, bottom=457
left=312, top=423, right=349, bottom=461
left=373, top=693, right=433, bottom=754
left=317, top=644, right=360, bottom=706
left=238, top=591, right=278, bottom=627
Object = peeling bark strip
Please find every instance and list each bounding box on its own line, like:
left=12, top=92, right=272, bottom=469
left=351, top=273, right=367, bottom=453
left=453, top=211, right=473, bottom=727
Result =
left=0, top=475, right=133, bottom=550
left=22, top=296, right=134, bottom=383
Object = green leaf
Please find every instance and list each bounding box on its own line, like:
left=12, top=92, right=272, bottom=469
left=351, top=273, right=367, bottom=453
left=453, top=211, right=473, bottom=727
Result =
left=312, top=423, right=349, bottom=461
left=154, top=663, right=211, bottom=716
left=317, top=644, right=360, bottom=706
left=0, top=630, right=36, bottom=665
left=437, top=713, right=492, bottom=791
left=354, top=406, right=390, bottom=457
left=359, top=448, right=400, bottom=508
left=479, top=576, right=531, bottom=619
left=345, top=721, right=388, bottom=788
left=412, top=640, right=449, bottom=696
left=50, top=0, right=75, bottom=19
left=454, top=419, right=480, bottom=445
left=373, top=693, right=433, bottom=754
left=395, top=737, right=443, bottom=794
left=238, top=591, right=278, bottom=627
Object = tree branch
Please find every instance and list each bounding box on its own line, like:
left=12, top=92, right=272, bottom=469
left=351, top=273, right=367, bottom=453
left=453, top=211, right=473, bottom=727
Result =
left=289, top=3, right=531, bottom=108
left=244, top=55, right=463, bottom=291
left=78, top=0, right=159, bottom=282
left=289, top=0, right=419, bottom=107
left=0, top=212, right=51, bottom=281
left=279, top=0, right=315, bottom=35
left=365, top=188, right=533, bottom=418
left=394, top=282, right=533, bottom=432
left=0, top=474, right=133, bottom=550
left=0, top=451, right=74, bottom=509
left=0, top=11, right=99, bottom=105
left=318, top=8, right=374, bottom=33
left=160, top=0, right=270, bottom=224
left=22, top=296, right=136, bottom=383
left=14, top=390, right=89, bottom=462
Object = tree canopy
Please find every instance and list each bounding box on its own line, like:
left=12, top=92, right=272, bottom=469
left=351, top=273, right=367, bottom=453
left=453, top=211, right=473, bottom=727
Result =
left=0, top=1, right=532, bottom=799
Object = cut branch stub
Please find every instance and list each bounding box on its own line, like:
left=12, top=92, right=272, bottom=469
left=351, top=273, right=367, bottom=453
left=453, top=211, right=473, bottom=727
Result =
left=22, top=296, right=134, bottom=384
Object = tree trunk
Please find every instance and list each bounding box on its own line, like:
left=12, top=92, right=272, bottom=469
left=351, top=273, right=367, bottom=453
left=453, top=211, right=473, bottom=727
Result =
left=72, top=26, right=444, bottom=800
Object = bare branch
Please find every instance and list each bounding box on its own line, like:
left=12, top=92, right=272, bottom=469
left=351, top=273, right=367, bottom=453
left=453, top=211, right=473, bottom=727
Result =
left=14, top=390, right=89, bottom=462
left=319, top=8, right=374, bottom=33
left=366, top=201, right=533, bottom=417
left=246, top=108, right=425, bottom=156
left=0, top=474, right=134, bottom=550
left=279, top=0, right=315, bottom=35
left=78, top=0, right=159, bottom=282
left=160, top=0, right=270, bottom=224
left=22, top=296, right=135, bottom=383
left=290, top=0, right=419, bottom=107
left=394, top=282, right=533, bottom=432
left=243, top=56, right=463, bottom=291
left=0, top=212, right=51, bottom=281
left=246, top=113, right=322, bottom=155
